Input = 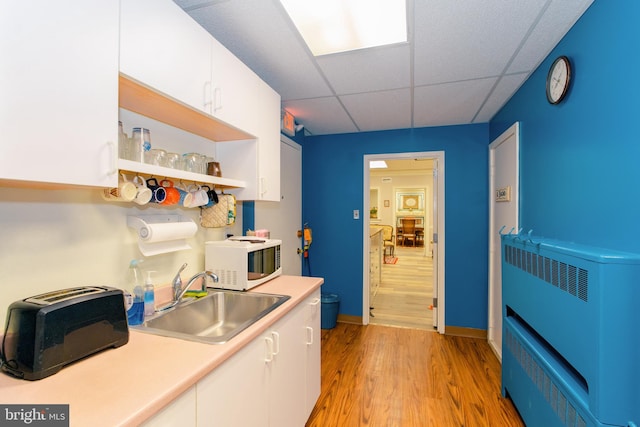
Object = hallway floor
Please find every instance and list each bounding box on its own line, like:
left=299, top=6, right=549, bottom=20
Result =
left=370, top=245, right=434, bottom=330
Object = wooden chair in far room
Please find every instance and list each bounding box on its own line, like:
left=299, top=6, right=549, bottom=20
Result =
left=381, top=225, right=395, bottom=257
left=399, top=218, right=417, bottom=247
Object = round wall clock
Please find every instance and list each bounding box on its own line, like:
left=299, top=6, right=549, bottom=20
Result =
left=546, top=56, right=571, bottom=104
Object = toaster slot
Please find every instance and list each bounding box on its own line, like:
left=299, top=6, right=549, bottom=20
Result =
left=24, top=286, right=107, bottom=305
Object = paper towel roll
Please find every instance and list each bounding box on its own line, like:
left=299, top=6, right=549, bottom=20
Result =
left=127, top=215, right=198, bottom=256
left=139, top=221, right=197, bottom=242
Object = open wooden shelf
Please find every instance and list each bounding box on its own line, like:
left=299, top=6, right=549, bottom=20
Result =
left=118, top=74, right=254, bottom=143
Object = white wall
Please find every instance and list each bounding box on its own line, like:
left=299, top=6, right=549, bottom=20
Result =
left=0, top=186, right=242, bottom=318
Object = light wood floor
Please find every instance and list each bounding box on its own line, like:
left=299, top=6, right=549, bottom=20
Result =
left=306, top=323, right=524, bottom=427
left=370, top=245, right=434, bottom=330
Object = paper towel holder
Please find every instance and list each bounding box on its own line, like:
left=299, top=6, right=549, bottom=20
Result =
left=127, top=215, right=198, bottom=256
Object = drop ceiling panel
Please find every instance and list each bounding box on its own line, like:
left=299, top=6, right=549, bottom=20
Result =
left=317, top=44, right=411, bottom=95
left=283, top=97, right=358, bottom=135
left=413, top=0, right=548, bottom=86
left=414, top=78, right=497, bottom=128
left=508, top=0, right=595, bottom=73
left=474, top=73, right=529, bottom=122
left=340, top=88, right=412, bottom=132
left=177, top=0, right=333, bottom=100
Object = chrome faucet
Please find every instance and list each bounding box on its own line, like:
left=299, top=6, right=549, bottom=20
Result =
left=180, top=270, right=219, bottom=300
left=157, top=264, right=219, bottom=312
left=171, top=263, right=189, bottom=302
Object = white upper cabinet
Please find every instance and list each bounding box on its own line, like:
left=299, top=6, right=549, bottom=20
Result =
left=120, top=0, right=281, bottom=201
left=212, top=39, right=281, bottom=201
left=0, top=0, right=119, bottom=187
left=120, top=0, right=213, bottom=114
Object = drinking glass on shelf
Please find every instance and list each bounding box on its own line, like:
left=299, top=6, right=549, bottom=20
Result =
left=144, top=148, right=166, bottom=166
left=131, top=127, right=151, bottom=163
left=118, top=121, right=129, bottom=160
left=163, top=152, right=181, bottom=169
left=182, top=152, right=201, bottom=173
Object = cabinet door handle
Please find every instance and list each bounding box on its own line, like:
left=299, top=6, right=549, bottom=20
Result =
left=264, top=336, right=274, bottom=363
left=306, top=326, right=313, bottom=345
left=203, top=81, right=212, bottom=113
left=213, top=87, right=222, bottom=112
left=107, top=141, right=117, bottom=176
left=309, top=298, right=320, bottom=306
left=260, top=177, right=267, bottom=197
left=271, top=331, right=280, bottom=356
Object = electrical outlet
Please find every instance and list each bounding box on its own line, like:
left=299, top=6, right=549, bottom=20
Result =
left=353, top=210, right=360, bottom=219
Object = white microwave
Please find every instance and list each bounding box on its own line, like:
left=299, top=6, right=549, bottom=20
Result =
left=205, top=237, right=282, bottom=290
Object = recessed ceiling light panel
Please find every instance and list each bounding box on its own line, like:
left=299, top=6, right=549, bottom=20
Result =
left=279, top=0, right=407, bottom=56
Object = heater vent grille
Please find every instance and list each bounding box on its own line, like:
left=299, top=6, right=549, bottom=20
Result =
left=505, top=327, right=587, bottom=427
left=505, top=245, right=588, bottom=302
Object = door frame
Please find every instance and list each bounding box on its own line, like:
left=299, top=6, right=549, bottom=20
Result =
left=363, top=151, right=445, bottom=334
left=488, top=122, right=520, bottom=360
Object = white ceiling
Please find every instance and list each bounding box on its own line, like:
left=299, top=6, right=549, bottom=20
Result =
left=173, top=0, right=593, bottom=136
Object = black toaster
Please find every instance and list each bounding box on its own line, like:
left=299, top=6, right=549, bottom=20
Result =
left=1, top=286, right=129, bottom=380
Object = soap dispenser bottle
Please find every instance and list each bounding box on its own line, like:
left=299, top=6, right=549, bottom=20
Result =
left=144, top=271, right=155, bottom=317
left=125, top=259, right=145, bottom=326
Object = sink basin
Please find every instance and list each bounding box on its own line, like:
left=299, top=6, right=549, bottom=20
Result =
left=131, top=289, right=290, bottom=344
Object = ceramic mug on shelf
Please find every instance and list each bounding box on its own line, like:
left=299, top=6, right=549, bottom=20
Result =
left=203, top=185, right=218, bottom=207
left=160, top=179, right=180, bottom=205
left=146, top=178, right=167, bottom=204
left=184, top=184, right=209, bottom=208
left=102, top=174, right=137, bottom=202
left=175, top=182, right=189, bottom=206
left=132, top=175, right=153, bottom=205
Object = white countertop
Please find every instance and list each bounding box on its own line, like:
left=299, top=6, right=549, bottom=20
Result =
left=0, top=275, right=324, bottom=427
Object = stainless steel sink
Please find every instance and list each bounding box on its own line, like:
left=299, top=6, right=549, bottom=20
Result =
left=131, top=289, right=290, bottom=344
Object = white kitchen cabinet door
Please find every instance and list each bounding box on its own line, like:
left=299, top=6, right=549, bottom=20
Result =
left=211, top=39, right=281, bottom=201
left=268, top=303, right=307, bottom=427
left=196, top=336, right=269, bottom=427
left=0, top=0, right=119, bottom=187
left=120, top=0, right=213, bottom=114
left=304, top=290, right=322, bottom=419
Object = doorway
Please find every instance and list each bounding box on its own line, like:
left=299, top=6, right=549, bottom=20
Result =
left=363, top=151, right=445, bottom=334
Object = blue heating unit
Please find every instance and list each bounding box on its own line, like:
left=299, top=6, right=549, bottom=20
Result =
left=501, top=233, right=640, bottom=427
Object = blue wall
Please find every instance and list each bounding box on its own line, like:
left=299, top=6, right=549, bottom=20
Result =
left=491, top=1, right=640, bottom=253
left=302, top=125, right=489, bottom=329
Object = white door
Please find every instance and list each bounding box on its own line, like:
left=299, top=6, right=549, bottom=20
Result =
left=488, top=122, right=520, bottom=361
left=255, top=136, right=302, bottom=275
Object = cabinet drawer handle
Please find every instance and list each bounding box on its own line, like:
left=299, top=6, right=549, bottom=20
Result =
left=271, top=331, right=280, bottom=356
left=306, top=326, right=313, bottom=345
left=264, top=336, right=274, bottom=363
left=309, top=298, right=320, bottom=306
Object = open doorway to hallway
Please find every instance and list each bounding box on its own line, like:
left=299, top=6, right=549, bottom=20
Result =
left=363, top=153, right=445, bottom=333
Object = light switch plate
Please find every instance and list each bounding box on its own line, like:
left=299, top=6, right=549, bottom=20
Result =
left=353, top=210, right=360, bottom=219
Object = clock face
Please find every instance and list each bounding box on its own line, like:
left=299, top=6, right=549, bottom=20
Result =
left=546, top=56, right=571, bottom=104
